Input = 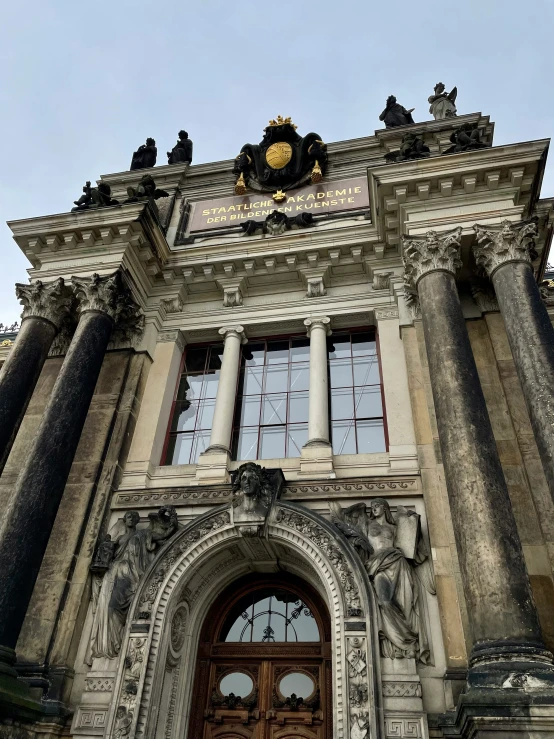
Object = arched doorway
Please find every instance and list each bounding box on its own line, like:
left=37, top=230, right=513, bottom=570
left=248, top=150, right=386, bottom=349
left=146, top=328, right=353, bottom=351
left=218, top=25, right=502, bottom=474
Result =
left=188, top=573, right=332, bottom=739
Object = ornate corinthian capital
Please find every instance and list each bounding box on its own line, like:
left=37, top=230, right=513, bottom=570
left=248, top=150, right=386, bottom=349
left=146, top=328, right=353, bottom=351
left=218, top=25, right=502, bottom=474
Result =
left=472, top=217, right=538, bottom=277
left=15, top=277, right=73, bottom=330
left=72, top=270, right=144, bottom=338
left=402, top=228, right=462, bottom=293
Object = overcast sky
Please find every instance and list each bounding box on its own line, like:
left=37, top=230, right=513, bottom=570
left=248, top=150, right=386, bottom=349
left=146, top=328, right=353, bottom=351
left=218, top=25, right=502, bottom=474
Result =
left=1, top=0, right=553, bottom=323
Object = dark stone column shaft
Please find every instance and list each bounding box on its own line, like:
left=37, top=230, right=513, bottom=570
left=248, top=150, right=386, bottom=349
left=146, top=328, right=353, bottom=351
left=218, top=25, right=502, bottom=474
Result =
left=492, top=260, right=554, bottom=501
left=0, top=310, right=113, bottom=652
left=418, top=271, right=547, bottom=667
left=0, top=318, right=56, bottom=475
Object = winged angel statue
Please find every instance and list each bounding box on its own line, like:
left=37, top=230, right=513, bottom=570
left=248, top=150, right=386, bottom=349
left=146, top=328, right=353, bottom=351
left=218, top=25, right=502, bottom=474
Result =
left=329, top=498, right=435, bottom=663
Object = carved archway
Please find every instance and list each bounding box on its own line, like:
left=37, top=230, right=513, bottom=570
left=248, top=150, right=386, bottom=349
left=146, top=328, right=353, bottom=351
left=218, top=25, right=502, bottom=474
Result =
left=103, top=502, right=384, bottom=739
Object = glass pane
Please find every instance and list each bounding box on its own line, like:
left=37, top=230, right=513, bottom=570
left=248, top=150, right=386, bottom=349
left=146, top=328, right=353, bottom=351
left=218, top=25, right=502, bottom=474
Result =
left=356, top=419, right=386, bottom=453
left=184, top=346, right=207, bottom=373
left=252, top=597, right=271, bottom=641
left=225, top=605, right=252, bottom=641
left=332, top=420, right=357, bottom=455
left=182, top=374, right=204, bottom=401
left=167, top=433, right=193, bottom=464
left=353, top=356, right=380, bottom=386
left=259, top=426, right=285, bottom=459
left=287, top=424, right=308, bottom=457
left=289, top=362, right=309, bottom=391
left=279, top=672, right=315, bottom=698
left=243, top=343, right=265, bottom=366
left=352, top=333, right=376, bottom=357
left=288, top=391, right=309, bottom=423
left=291, top=607, right=320, bottom=641
left=354, top=386, right=383, bottom=418
left=265, top=365, right=289, bottom=393
left=172, top=400, right=198, bottom=432
left=291, top=337, right=310, bottom=362
left=266, top=341, right=289, bottom=364
left=235, top=427, right=259, bottom=460
left=261, top=394, right=287, bottom=425
left=207, top=344, right=224, bottom=370
left=190, top=430, right=211, bottom=463
left=237, top=395, right=261, bottom=427
left=197, top=398, right=216, bottom=429
left=242, top=366, right=264, bottom=395
left=330, top=387, right=354, bottom=421
left=329, top=358, right=353, bottom=388
left=219, top=672, right=254, bottom=697
left=327, top=335, right=351, bottom=359
left=203, top=369, right=221, bottom=398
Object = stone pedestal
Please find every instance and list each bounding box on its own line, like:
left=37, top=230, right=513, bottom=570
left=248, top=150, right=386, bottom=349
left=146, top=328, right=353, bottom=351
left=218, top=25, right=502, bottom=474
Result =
left=474, top=218, right=554, bottom=504
left=403, top=229, right=554, bottom=687
left=0, top=278, right=72, bottom=475
left=0, top=271, right=141, bottom=714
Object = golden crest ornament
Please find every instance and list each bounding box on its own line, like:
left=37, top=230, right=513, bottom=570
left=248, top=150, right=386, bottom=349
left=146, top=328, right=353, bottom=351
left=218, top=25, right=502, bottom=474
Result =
left=265, top=142, right=293, bottom=170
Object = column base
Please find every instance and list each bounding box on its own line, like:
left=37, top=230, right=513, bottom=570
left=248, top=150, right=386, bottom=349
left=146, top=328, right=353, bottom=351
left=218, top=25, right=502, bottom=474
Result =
left=195, top=448, right=231, bottom=484
left=299, top=442, right=335, bottom=478
left=0, top=648, right=42, bottom=722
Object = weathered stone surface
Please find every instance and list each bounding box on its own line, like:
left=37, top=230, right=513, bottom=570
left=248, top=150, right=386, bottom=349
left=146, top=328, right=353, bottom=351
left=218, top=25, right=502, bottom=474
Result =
left=417, top=269, right=547, bottom=673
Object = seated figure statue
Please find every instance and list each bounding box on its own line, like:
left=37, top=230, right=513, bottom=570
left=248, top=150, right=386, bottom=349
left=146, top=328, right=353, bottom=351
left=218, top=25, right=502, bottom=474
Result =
left=379, top=96, right=415, bottom=128
left=130, top=138, right=157, bottom=170
left=167, top=130, right=193, bottom=164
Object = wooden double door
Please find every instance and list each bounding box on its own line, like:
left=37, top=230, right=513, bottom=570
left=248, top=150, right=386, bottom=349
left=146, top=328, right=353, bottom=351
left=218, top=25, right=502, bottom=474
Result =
left=188, top=575, right=332, bottom=739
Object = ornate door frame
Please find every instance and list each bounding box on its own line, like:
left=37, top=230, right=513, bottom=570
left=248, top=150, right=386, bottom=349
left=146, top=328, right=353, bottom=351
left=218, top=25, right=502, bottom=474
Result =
left=101, top=501, right=384, bottom=739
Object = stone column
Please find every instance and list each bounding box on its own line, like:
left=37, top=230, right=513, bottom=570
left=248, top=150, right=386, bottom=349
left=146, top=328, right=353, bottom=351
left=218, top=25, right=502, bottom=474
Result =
left=473, top=218, right=554, bottom=504
left=206, top=325, right=246, bottom=453
left=0, top=278, right=72, bottom=475
left=0, top=271, right=141, bottom=690
left=403, top=228, right=553, bottom=685
left=304, top=316, right=332, bottom=447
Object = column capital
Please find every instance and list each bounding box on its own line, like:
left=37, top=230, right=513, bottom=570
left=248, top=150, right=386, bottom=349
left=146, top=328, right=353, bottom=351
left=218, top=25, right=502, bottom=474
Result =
left=304, top=316, right=331, bottom=336
left=473, top=217, right=538, bottom=277
left=15, top=277, right=73, bottom=331
left=218, top=325, right=247, bottom=344
left=402, top=227, right=462, bottom=292
left=72, top=270, right=143, bottom=339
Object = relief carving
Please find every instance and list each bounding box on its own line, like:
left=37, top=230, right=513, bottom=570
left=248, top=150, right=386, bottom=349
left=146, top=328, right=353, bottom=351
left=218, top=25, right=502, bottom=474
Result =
left=231, top=462, right=284, bottom=536
left=330, top=499, right=435, bottom=663
left=89, top=507, right=178, bottom=659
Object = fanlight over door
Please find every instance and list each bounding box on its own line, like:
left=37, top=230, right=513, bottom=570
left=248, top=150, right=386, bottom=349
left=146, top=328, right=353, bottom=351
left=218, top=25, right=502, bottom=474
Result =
left=188, top=574, right=332, bottom=739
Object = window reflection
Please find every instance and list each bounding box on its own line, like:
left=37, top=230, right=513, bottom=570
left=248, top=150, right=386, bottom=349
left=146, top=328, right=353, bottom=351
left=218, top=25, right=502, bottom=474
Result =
left=221, top=589, right=320, bottom=643
left=328, top=332, right=386, bottom=455
left=164, top=344, right=224, bottom=465
left=232, top=337, right=311, bottom=460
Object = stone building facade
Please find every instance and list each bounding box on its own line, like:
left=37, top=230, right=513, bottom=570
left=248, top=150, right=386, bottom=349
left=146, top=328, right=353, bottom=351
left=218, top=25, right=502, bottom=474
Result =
left=0, top=110, right=554, bottom=739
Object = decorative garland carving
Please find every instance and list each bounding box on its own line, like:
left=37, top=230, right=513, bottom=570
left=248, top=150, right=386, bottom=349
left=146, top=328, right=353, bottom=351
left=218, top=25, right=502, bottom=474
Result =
left=382, top=681, right=422, bottom=697
left=275, top=508, right=362, bottom=616
left=136, top=510, right=231, bottom=618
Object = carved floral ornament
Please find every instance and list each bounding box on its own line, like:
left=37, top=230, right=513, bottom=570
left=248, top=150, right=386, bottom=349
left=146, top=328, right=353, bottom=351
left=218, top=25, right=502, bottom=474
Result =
left=402, top=227, right=463, bottom=293
left=473, top=217, right=539, bottom=277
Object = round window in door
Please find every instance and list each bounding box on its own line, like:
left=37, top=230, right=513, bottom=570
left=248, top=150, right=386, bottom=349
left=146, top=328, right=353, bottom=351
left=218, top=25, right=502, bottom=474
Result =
left=187, top=574, right=332, bottom=739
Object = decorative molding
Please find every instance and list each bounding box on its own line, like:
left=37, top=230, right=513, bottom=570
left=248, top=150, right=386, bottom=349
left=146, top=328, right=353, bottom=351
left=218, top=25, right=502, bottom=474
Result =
left=306, top=276, right=327, bottom=298
left=287, top=479, right=417, bottom=496
left=373, top=272, right=393, bottom=290
left=469, top=277, right=499, bottom=313
left=275, top=507, right=362, bottom=616
left=403, top=227, right=462, bottom=292
left=170, top=605, right=187, bottom=653
left=374, top=308, right=399, bottom=321
left=15, top=277, right=73, bottom=330
left=382, top=682, right=422, bottom=698
left=161, top=296, right=184, bottom=314
left=385, top=714, right=425, bottom=738
left=218, top=325, right=247, bottom=343
left=473, top=217, right=538, bottom=277
left=84, top=677, right=115, bottom=692
left=114, top=488, right=232, bottom=507
left=73, top=707, right=108, bottom=735
left=156, top=329, right=186, bottom=353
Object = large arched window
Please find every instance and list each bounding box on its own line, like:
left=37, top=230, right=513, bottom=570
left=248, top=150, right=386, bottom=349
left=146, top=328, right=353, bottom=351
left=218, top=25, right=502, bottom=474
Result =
left=188, top=574, right=332, bottom=739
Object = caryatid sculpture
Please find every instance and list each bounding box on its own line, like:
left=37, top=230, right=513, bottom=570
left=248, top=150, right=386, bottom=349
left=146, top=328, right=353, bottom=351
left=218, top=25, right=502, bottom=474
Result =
left=379, top=95, right=415, bottom=128
left=167, top=130, right=193, bottom=165
left=329, top=499, right=435, bottom=663
left=428, top=82, right=457, bottom=120
left=89, top=506, right=178, bottom=659
left=130, top=137, right=157, bottom=170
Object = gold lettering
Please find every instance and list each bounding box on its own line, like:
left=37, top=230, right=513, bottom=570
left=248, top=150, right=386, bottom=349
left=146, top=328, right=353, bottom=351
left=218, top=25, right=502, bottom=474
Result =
left=331, top=199, right=338, bottom=205
left=228, top=205, right=236, bottom=212
left=306, top=194, right=315, bottom=201
left=321, top=201, right=330, bottom=207
left=202, top=209, right=210, bottom=216
left=338, top=198, right=346, bottom=204
left=284, top=206, right=292, bottom=212
left=230, top=214, right=237, bottom=220
left=296, top=195, right=305, bottom=202
left=207, top=217, right=215, bottom=223
left=354, top=187, right=361, bottom=193
left=314, top=202, right=321, bottom=208
left=305, top=203, right=313, bottom=209
left=288, top=196, right=295, bottom=203
left=348, top=197, right=354, bottom=203
left=326, top=191, right=333, bottom=198
left=336, top=189, right=346, bottom=196
left=317, top=192, right=325, bottom=199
